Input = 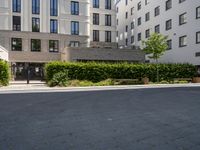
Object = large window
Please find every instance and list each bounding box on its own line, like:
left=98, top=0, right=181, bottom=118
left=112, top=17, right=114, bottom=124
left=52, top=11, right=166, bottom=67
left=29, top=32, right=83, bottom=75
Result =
left=11, top=38, right=22, bottom=51
left=138, top=33, right=141, bottom=41
left=137, top=2, right=141, bottom=10
left=145, top=29, right=150, bottom=38
left=13, top=16, right=21, bottom=31
left=31, top=39, right=41, bottom=52
left=93, top=0, right=99, bottom=8
left=145, top=12, right=150, bottom=22
left=50, top=0, right=58, bottom=16
left=131, top=36, right=134, bottom=43
left=71, top=1, right=79, bottom=15
left=49, top=40, right=59, bottom=52
left=196, top=6, right=200, bottom=19
left=166, top=0, right=172, bottom=11
left=93, top=30, right=99, bottom=42
left=105, top=14, right=111, bottom=26
left=93, top=13, right=99, bottom=25
left=71, top=21, right=79, bottom=35
left=166, top=19, right=172, bottom=30
left=50, top=19, right=58, bottom=33
left=196, top=31, right=200, bottom=44
left=137, top=17, right=141, bottom=26
left=167, top=39, right=172, bottom=50
left=179, top=12, right=187, bottom=25
left=155, top=24, right=160, bottom=33
left=179, top=35, right=187, bottom=47
left=32, top=18, right=40, bottom=32
left=131, top=21, right=134, bottom=29
left=32, top=0, right=40, bottom=14
left=13, top=0, right=21, bottom=13
left=155, top=6, right=160, bottom=17
left=105, top=31, right=111, bottom=42
left=105, top=0, right=111, bottom=9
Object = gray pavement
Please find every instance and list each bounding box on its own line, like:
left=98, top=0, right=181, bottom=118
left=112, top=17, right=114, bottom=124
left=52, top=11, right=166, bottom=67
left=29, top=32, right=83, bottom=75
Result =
left=0, top=87, right=200, bottom=150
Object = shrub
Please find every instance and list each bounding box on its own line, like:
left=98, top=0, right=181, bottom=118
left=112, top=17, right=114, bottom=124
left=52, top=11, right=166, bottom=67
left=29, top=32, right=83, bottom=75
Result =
left=0, top=60, right=9, bottom=86
left=48, top=72, right=69, bottom=87
left=45, top=61, right=197, bottom=85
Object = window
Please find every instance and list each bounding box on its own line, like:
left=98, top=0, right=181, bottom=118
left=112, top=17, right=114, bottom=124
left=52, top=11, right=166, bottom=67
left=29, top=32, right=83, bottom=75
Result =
left=179, top=35, right=187, bottom=47
left=117, top=19, right=118, bottom=25
left=166, top=0, right=172, bottom=11
left=71, top=1, right=79, bottom=15
left=50, top=19, right=58, bottom=33
left=125, top=0, right=128, bottom=5
left=131, top=7, right=134, bottom=15
left=195, top=52, right=200, bottom=57
left=32, top=18, right=40, bottom=32
left=11, top=38, right=22, bottom=51
left=137, top=17, right=141, bottom=26
left=179, top=0, right=185, bottom=3
left=105, top=14, right=111, bottom=26
left=13, top=0, right=21, bottom=12
left=166, top=19, right=172, bottom=30
left=179, top=12, right=187, bottom=25
left=155, top=24, right=160, bottom=33
left=93, top=13, right=99, bottom=25
left=116, top=7, right=118, bottom=13
left=125, top=38, right=128, bottom=46
left=145, top=0, right=150, bottom=5
left=71, top=21, right=79, bottom=35
left=145, top=12, right=150, bottom=22
left=131, top=22, right=134, bottom=29
left=32, top=0, right=40, bottom=14
left=145, top=29, right=150, bottom=38
left=93, top=30, right=99, bottom=41
left=105, top=31, right=111, bottom=42
left=137, top=2, right=141, bottom=10
left=131, top=36, right=134, bottom=43
left=126, top=12, right=128, bottom=19
left=49, top=40, right=59, bottom=52
left=196, top=31, right=200, bottom=44
left=13, top=16, right=21, bottom=31
left=105, top=0, right=111, bottom=9
left=138, top=33, right=141, bottom=41
left=50, top=0, right=58, bottom=16
left=196, top=6, right=200, bottom=19
left=93, top=0, right=99, bottom=8
left=125, top=25, right=128, bottom=32
left=70, top=41, right=80, bottom=47
left=155, top=6, right=160, bottom=16
left=31, top=39, right=41, bottom=52
left=167, top=39, right=172, bottom=50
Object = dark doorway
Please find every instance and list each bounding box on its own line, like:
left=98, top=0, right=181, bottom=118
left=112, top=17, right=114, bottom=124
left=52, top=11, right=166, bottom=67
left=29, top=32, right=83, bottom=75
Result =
left=11, top=62, right=44, bottom=81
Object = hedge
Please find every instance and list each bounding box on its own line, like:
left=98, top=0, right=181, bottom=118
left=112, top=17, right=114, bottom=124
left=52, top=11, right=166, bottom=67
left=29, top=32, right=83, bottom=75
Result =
left=0, top=60, right=9, bottom=86
left=45, top=61, right=197, bottom=83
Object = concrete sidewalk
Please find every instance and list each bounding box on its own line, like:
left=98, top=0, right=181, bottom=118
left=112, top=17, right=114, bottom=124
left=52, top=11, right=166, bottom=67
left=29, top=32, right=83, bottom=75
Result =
left=1, top=81, right=200, bottom=94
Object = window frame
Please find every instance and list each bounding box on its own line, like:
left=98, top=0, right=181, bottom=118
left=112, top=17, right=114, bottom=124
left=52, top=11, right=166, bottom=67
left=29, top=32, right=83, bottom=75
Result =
left=179, top=12, right=187, bottom=25
left=71, top=21, right=79, bottom=35
left=93, top=30, right=99, bottom=42
left=179, top=35, right=187, bottom=47
left=196, top=6, right=200, bottom=19
left=49, top=40, right=59, bottom=52
left=71, top=1, right=79, bottom=15
left=50, top=19, right=58, bottom=33
left=196, top=31, right=200, bottom=44
left=166, top=19, right=172, bottom=31
left=31, top=39, right=41, bottom=52
left=32, top=0, right=40, bottom=14
left=32, top=17, right=40, bottom=32
left=11, top=38, right=22, bottom=51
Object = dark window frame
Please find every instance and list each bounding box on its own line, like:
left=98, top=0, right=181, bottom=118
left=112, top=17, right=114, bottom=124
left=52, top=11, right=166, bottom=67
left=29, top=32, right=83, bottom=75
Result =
left=196, top=31, right=200, bottom=44
left=179, top=12, right=187, bottom=25
left=13, top=0, right=21, bottom=13
left=50, top=19, right=58, bottom=33
left=166, top=39, right=172, bottom=50
left=49, top=40, right=59, bottom=52
left=166, top=19, right=172, bottom=31
left=71, top=21, right=79, bottom=35
left=11, top=38, right=22, bottom=51
left=31, top=39, right=41, bottom=52
left=32, top=0, right=40, bottom=14
left=166, top=0, right=172, bottom=11
left=50, top=0, right=58, bottom=16
left=71, top=1, right=79, bottom=15
left=105, top=14, right=111, bottom=26
left=32, top=17, right=40, bottom=32
left=93, top=30, right=99, bottom=42
left=179, top=35, right=187, bottom=47
left=93, top=13, right=99, bottom=25
left=105, top=31, right=112, bottom=42
left=13, top=16, right=21, bottom=31
left=196, top=6, right=200, bottom=19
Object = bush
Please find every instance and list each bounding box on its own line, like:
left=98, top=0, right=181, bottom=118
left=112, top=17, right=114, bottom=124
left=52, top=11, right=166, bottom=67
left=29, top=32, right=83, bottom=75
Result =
left=48, top=72, right=69, bottom=87
left=0, top=60, right=9, bottom=86
left=45, top=61, right=197, bottom=85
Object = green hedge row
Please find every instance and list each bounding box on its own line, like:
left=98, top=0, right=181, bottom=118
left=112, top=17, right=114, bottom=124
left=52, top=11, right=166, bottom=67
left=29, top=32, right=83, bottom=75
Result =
left=0, top=60, right=9, bottom=86
left=45, top=61, right=197, bottom=83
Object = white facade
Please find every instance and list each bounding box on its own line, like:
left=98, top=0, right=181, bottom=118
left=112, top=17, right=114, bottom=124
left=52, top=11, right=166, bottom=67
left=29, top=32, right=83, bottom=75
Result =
left=0, top=45, right=9, bottom=61
left=116, top=0, right=200, bottom=65
left=0, top=0, right=116, bottom=48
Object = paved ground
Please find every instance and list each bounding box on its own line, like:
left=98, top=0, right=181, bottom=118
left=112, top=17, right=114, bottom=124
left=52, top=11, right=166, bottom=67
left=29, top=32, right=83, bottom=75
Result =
left=0, top=87, right=200, bottom=150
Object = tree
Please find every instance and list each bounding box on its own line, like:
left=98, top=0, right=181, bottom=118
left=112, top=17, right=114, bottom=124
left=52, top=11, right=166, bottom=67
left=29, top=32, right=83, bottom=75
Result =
left=142, top=33, right=168, bottom=82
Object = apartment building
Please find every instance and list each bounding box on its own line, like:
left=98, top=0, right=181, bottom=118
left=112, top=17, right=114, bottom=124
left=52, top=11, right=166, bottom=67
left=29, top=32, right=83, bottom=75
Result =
left=116, top=0, right=200, bottom=65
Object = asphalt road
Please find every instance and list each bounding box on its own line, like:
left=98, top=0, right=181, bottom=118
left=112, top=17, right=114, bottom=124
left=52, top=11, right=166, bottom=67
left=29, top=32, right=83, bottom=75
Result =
left=0, top=87, right=200, bottom=150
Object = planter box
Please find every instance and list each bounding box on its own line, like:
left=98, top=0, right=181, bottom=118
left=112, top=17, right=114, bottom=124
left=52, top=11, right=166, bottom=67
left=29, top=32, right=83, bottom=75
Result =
left=192, top=77, right=200, bottom=83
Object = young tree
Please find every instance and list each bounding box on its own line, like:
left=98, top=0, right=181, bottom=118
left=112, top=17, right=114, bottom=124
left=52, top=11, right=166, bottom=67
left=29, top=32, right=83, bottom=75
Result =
left=142, top=33, right=168, bottom=82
